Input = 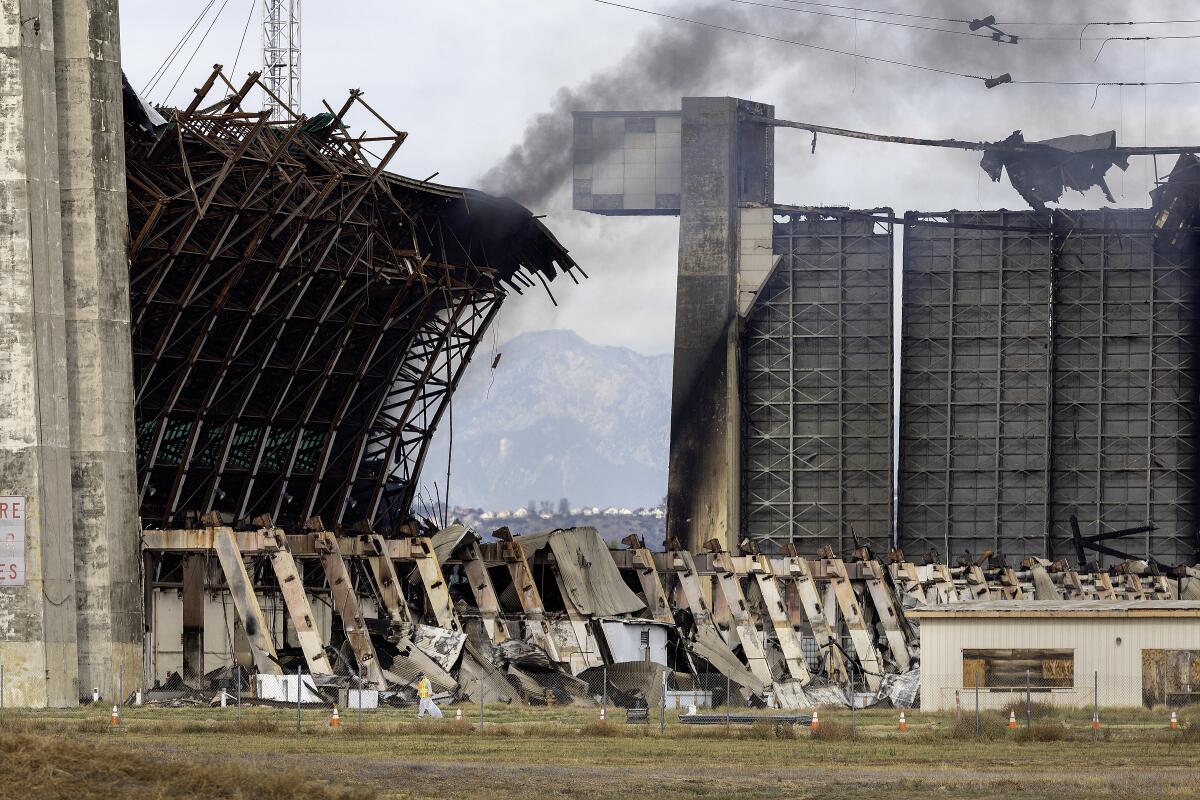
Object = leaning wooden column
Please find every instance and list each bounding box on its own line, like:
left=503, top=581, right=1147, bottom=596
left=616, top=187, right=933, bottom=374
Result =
left=781, top=552, right=848, bottom=683
left=499, top=539, right=561, bottom=662
left=820, top=551, right=884, bottom=691
left=709, top=547, right=773, bottom=688
left=408, top=536, right=461, bottom=633
left=212, top=528, right=282, bottom=675
left=747, top=555, right=811, bottom=684
left=314, top=531, right=386, bottom=688
left=456, top=537, right=507, bottom=642
left=262, top=528, right=333, bottom=676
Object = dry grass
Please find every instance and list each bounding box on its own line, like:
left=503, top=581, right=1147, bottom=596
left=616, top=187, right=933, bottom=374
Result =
left=810, top=719, right=853, bottom=741
left=5, top=705, right=1200, bottom=800
left=0, top=731, right=372, bottom=800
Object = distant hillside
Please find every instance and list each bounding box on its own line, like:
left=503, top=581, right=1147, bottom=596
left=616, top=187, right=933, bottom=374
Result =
left=422, top=329, right=671, bottom=511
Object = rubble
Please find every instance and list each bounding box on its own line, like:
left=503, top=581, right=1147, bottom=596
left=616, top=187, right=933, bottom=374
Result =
left=141, top=523, right=1200, bottom=712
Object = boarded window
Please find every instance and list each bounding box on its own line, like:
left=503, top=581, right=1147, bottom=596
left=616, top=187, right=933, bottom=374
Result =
left=962, top=649, right=1074, bottom=689
left=1142, top=650, right=1200, bottom=707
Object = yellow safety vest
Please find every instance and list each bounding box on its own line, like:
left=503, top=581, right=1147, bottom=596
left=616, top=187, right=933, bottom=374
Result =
left=418, top=678, right=431, bottom=699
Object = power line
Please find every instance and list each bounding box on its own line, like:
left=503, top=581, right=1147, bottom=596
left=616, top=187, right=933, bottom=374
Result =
left=590, top=0, right=990, bottom=82
left=743, top=0, right=1200, bottom=43
left=592, top=0, right=1200, bottom=89
left=230, top=0, right=258, bottom=78
left=163, top=0, right=234, bottom=103
left=143, top=0, right=220, bottom=95
left=723, top=0, right=1005, bottom=43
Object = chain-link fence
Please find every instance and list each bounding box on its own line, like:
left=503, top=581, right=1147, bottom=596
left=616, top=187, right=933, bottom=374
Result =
left=1, top=654, right=1196, bottom=742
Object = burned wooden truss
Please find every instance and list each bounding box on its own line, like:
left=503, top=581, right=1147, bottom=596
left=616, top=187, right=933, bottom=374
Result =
left=126, top=67, right=577, bottom=531
left=141, top=525, right=1200, bottom=710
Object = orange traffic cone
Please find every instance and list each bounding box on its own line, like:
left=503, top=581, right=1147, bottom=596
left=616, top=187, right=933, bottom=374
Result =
left=599, top=706, right=606, bottom=721
left=1091, top=711, right=1101, bottom=732
left=1171, top=711, right=1180, bottom=730
left=898, top=711, right=908, bottom=732
left=455, top=708, right=463, bottom=721
left=810, top=709, right=819, bottom=731
left=1008, top=709, right=1017, bottom=729
left=111, top=705, right=120, bottom=728
left=329, top=707, right=340, bottom=729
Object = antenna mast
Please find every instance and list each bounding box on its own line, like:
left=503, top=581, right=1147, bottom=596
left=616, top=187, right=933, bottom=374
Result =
left=261, top=0, right=300, bottom=117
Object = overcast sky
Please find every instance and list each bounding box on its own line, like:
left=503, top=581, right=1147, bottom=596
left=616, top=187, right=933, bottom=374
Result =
left=119, top=1, right=1200, bottom=356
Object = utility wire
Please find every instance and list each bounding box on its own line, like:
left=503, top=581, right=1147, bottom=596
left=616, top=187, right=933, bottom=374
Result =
left=163, top=0, right=234, bottom=103
left=593, top=0, right=1200, bottom=88
left=230, top=0, right=258, bottom=78
left=143, top=0, right=220, bottom=95
left=764, top=0, right=1200, bottom=31
left=748, top=0, right=1200, bottom=43
left=723, top=0, right=1010, bottom=43
left=590, top=0, right=990, bottom=82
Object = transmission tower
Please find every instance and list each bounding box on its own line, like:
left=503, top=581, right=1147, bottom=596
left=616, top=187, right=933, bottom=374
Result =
left=261, top=0, right=300, bottom=118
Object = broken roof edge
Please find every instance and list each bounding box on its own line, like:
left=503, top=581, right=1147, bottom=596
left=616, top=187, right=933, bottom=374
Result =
left=910, top=600, right=1200, bottom=618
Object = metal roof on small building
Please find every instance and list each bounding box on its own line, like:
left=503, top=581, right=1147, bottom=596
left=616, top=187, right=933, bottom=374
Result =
left=909, top=600, right=1200, bottom=618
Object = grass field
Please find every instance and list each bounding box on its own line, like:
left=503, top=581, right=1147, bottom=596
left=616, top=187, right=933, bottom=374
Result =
left=4, top=703, right=1198, bottom=799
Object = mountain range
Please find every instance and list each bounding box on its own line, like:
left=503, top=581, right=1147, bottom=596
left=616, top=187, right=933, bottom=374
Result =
left=421, top=329, right=671, bottom=512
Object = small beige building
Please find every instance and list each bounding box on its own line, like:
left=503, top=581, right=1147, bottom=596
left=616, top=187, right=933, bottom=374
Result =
left=911, top=601, right=1200, bottom=711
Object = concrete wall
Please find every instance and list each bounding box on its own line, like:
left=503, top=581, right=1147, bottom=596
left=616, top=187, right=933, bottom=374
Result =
left=0, top=0, right=139, bottom=706
left=0, top=0, right=80, bottom=708
left=666, top=98, right=772, bottom=552
left=918, top=613, right=1200, bottom=710
left=54, top=0, right=141, bottom=702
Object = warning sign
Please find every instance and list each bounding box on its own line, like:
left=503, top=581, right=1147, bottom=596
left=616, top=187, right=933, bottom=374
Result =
left=0, top=497, right=26, bottom=586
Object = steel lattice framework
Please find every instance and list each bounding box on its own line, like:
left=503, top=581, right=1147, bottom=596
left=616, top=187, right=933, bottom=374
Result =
left=741, top=210, right=894, bottom=555
left=1049, top=210, right=1200, bottom=565
left=261, top=0, right=300, bottom=118
left=898, top=210, right=1200, bottom=564
left=125, top=67, right=576, bottom=531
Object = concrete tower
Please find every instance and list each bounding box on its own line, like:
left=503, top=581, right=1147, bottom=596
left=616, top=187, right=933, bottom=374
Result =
left=0, top=0, right=139, bottom=706
left=572, top=97, right=773, bottom=551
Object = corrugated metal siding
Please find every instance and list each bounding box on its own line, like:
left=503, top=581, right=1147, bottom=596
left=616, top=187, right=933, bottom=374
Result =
left=918, top=615, right=1200, bottom=710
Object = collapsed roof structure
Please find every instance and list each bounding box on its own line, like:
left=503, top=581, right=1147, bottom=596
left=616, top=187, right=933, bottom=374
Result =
left=125, top=67, right=577, bottom=533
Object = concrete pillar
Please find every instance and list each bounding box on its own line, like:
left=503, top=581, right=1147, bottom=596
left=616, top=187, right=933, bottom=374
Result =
left=666, top=98, right=772, bottom=552
left=54, top=0, right=142, bottom=702
left=0, top=1, right=80, bottom=707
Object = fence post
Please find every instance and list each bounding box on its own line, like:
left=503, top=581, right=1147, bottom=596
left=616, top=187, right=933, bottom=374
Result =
left=296, top=665, right=302, bottom=735
left=119, top=655, right=124, bottom=708
left=1025, top=669, right=1032, bottom=729
left=236, top=663, right=241, bottom=722
left=479, top=675, right=484, bottom=732
left=725, top=674, right=731, bottom=732
left=659, top=670, right=666, bottom=734
left=1, top=660, right=5, bottom=711
left=975, top=673, right=980, bottom=738
left=1093, top=670, right=1098, bottom=741
left=357, top=675, right=363, bottom=726
left=849, top=674, right=855, bottom=738
left=601, top=665, right=607, bottom=716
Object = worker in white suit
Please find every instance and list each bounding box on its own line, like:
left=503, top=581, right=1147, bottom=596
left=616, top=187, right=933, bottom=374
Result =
left=416, top=672, right=443, bottom=718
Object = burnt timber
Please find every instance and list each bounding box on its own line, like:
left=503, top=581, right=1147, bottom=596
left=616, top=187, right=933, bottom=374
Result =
left=127, top=67, right=576, bottom=531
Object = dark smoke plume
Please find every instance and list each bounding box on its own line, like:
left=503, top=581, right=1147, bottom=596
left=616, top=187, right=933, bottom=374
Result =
left=483, top=0, right=1177, bottom=210
left=479, top=4, right=780, bottom=209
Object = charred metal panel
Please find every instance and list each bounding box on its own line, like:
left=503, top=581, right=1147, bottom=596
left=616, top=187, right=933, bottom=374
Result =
left=899, top=212, right=1055, bottom=561
left=742, top=210, right=893, bottom=555
left=900, top=209, right=1200, bottom=565
left=1049, top=210, right=1200, bottom=566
